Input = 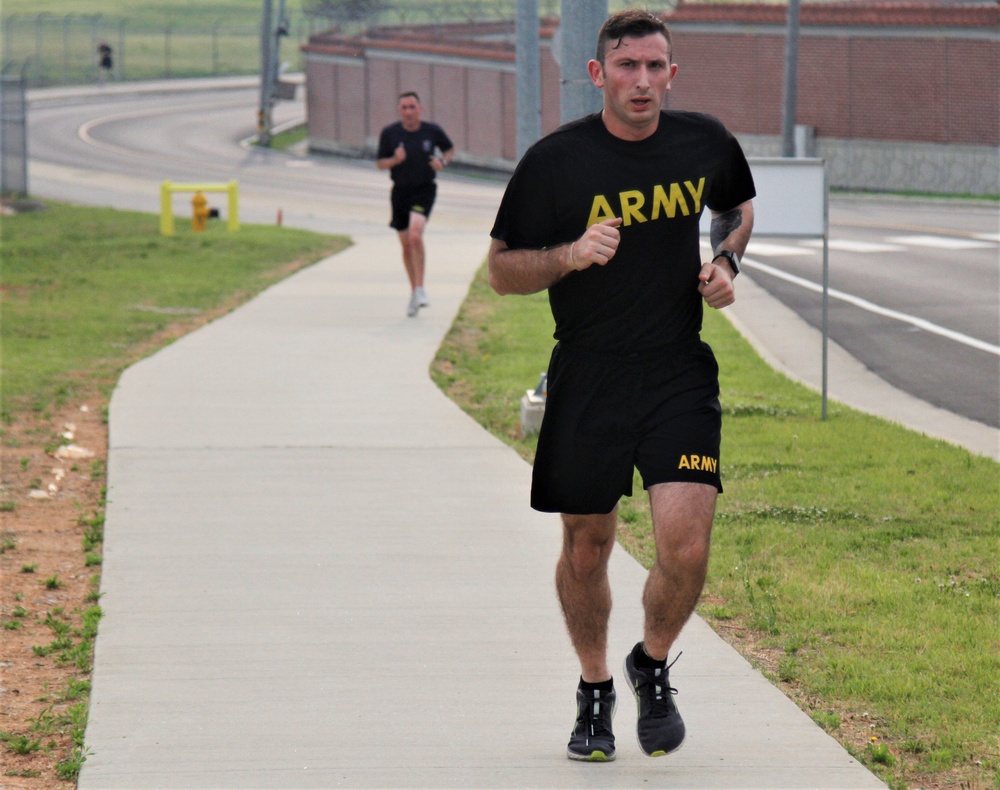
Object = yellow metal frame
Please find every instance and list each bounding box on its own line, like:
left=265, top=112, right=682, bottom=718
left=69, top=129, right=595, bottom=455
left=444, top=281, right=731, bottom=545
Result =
left=160, top=180, right=239, bottom=236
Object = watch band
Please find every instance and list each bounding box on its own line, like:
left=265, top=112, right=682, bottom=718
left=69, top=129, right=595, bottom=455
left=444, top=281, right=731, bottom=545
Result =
left=712, top=250, right=740, bottom=277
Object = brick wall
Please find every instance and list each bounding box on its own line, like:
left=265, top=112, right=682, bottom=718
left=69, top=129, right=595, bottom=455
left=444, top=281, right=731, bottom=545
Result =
left=665, top=3, right=998, bottom=147
left=301, top=3, right=999, bottom=191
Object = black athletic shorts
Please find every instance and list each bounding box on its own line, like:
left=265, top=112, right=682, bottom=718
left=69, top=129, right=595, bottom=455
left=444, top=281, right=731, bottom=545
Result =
left=530, top=341, right=723, bottom=515
left=390, top=182, right=437, bottom=231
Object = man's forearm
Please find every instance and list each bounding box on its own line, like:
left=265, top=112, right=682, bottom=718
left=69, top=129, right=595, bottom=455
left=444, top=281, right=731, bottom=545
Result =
left=487, top=239, right=573, bottom=296
left=710, top=200, right=754, bottom=257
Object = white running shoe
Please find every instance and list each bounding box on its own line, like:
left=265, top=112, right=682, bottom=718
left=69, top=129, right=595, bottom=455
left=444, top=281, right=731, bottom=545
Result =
left=415, top=286, right=429, bottom=307
left=407, top=291, right=420, bottom=317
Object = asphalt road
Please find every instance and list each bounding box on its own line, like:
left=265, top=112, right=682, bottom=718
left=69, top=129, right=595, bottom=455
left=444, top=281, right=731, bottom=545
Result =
left=25, top=81, right=1000, bottom=428
left=26, top=84, right=500, bottom=239
left=745, top=200, right=999, bottom=427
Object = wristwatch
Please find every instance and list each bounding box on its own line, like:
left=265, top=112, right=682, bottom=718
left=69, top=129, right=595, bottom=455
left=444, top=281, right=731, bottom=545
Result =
left=712, top=250, right=741, bottom=277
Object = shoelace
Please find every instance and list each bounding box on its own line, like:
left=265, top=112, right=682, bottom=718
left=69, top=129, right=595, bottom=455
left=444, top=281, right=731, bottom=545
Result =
left=641, top=652, right=682, bottom=717
left=583, top=690, right=613, bottom=738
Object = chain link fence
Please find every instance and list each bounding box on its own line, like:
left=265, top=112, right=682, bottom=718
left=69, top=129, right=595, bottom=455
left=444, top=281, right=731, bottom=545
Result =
left=309, top=0, right=677, bottom=28
left=1, top=1, right=681, bottom=86
left=1, top=12, right=325, bottom=86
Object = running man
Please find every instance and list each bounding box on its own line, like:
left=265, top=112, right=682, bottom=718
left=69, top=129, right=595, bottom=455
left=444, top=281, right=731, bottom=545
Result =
left=488, top=9, right=755, bottom=762
left=376, top=92, right=455, bottom=317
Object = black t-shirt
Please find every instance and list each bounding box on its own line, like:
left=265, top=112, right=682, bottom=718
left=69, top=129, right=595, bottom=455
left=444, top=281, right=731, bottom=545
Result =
left=377, top=121, right=454, bottom=189
left=491, top=111, right=756, bottom=354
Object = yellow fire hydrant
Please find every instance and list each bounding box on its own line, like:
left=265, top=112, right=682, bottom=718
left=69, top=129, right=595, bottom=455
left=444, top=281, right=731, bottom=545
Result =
left=191, top=191, right=209, bottom=232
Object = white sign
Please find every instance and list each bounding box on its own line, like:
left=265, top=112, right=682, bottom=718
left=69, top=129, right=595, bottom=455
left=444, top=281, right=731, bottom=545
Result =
left=700, top=157, right=826, bottom=238
left=700, top=156, right=832, bottom=418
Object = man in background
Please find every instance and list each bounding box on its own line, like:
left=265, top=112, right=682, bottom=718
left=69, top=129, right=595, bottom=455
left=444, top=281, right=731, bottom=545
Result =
left=376, top=92, right=454, bottom=317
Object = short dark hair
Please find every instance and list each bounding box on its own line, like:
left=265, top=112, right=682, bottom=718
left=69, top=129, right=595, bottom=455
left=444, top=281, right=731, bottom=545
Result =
left=398, top=91, right=420, bottom=103
left=595, top=9, right=672, bottom=64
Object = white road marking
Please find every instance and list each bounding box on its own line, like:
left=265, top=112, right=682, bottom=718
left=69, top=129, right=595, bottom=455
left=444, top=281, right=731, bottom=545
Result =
left=744, top=242, right=813, bottom=257
left=801, top=239, right=906, bottom=253
left=743, top=257, right=1000, bottom=356
left=79, top=105, right=188, bottom=156
left=886, top=234, right=995, bottom=250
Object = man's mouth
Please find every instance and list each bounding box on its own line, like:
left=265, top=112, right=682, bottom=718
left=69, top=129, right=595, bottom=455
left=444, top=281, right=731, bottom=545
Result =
left=632, top=96, right=652, bottom=110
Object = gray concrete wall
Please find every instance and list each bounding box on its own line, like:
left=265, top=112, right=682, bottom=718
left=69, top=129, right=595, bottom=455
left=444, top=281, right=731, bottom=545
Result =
left=739, top=135, right=999, bottom=197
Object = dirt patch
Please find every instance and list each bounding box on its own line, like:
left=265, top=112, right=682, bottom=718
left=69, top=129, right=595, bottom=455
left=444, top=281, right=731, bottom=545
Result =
left=1, top=397, right=107, bottom=786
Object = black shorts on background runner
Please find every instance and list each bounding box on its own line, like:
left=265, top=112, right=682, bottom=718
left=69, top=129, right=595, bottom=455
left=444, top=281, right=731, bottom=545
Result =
left=390, top=182, right=437, bottom=230
left=531, top=341, right=723, bottom=515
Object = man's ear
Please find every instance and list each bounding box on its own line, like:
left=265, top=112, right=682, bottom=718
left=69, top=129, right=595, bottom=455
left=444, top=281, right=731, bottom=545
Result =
left=587, top=59, right=604, bottom=89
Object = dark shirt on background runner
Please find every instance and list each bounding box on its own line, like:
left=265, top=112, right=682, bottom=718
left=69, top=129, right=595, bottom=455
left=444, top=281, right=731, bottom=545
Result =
left=377, top=121, right=454, bottom=188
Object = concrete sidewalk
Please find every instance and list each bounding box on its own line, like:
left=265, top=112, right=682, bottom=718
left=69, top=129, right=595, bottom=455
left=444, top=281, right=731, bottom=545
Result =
left=79, top=229, right=891, bottom=789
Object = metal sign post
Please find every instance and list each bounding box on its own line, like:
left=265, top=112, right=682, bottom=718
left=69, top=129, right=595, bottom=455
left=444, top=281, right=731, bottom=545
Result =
left=701, top=157, right=830, bottom=417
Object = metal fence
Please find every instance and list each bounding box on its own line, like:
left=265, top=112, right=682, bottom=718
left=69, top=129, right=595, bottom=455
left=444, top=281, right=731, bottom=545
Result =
left=1, top=13, right=325, bottom=87
left=0, top=1, right=681, bottom=87
left=313, top=0, right=678, bottom=27
left=1, top=62, right=28, bottom=197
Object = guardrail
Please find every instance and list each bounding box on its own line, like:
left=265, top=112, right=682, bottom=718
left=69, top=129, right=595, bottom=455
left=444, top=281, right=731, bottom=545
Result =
left=160, top=180, right=239, bottom=236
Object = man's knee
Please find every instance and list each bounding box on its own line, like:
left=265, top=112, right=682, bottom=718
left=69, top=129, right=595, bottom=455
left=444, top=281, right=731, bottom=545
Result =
left=649, top=483, right=715, bottom=569
left=408, top=210, right=427, bottom=231
left=659, top=533, right=710, bottom=578
left=561, top=512, right=616, bottom=577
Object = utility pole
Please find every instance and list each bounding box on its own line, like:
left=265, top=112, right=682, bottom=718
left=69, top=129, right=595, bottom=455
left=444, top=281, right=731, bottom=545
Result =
left=258, top=0, right=289, bottom=147
left=559, top=0, right=606, bottom=124
left=259, top=0, right=274, bottom=145
left=515, top=0, right=541, bottom=159
left=781, top=0, right=801, bottom=157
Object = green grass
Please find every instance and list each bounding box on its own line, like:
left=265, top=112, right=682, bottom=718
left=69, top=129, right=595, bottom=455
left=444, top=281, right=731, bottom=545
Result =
left=0, top=732, right=43, bottom=755
left=1, top=201, right=349, bottom=415
left=431, top=263, right=1000, bottom=789
left=1, top=0, right=294, bottom=25
left=268, top=124, right=310, bottom=151
left=1, top=1, right=310, bottom=85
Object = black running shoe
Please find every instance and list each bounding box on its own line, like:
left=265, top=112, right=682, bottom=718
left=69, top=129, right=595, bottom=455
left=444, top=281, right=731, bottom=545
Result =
left=623, top=642, right=685, bottom=756
left=567, top=684, right=617, bottom=762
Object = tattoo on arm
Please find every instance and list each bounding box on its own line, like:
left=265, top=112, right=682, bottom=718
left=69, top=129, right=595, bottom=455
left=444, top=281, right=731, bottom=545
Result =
left=711, top=209, right=743, bottom=252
